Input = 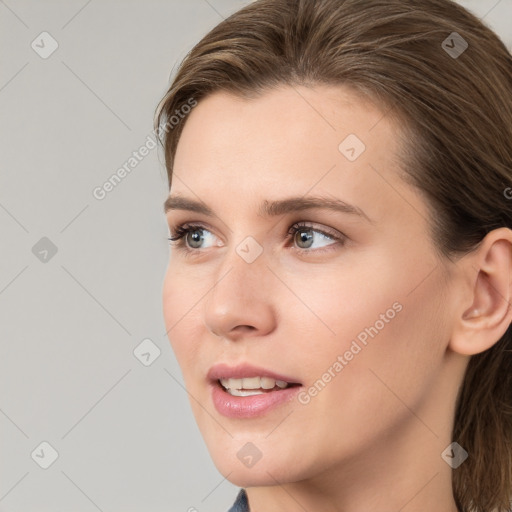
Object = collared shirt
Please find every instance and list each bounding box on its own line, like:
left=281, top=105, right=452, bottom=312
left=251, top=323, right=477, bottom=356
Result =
left=228, top=489, right=249, bottom=512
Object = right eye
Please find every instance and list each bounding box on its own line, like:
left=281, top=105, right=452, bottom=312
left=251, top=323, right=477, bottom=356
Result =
left=168, top=223, right=219, bottom=251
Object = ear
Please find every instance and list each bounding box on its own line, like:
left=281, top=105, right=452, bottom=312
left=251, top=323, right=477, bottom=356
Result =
left=450, top=227, right=512, bottom=356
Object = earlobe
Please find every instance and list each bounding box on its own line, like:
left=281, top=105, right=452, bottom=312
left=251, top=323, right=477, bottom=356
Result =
left=449, top=228, right=512, bottom=356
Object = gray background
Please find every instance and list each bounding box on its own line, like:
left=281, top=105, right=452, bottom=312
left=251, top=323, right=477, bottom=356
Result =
left=0, top=1, right=510, bottom=511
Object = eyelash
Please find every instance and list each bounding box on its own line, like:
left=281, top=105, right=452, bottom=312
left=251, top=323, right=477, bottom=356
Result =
left=167, top=222, right=345, bottom=255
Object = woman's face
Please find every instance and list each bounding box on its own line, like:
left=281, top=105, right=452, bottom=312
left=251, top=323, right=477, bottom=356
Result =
left=163, top=84, right=460, bottom=487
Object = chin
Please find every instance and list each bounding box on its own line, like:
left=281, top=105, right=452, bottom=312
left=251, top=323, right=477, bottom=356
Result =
left=225, top=470, right=276, bottom=488
left=209, top=448, right=305, bottom=487
left=221, top=465, right=294, bottom=488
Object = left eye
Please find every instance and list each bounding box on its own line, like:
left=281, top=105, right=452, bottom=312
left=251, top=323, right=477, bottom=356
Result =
left=290, top=225, right=337, bottom=250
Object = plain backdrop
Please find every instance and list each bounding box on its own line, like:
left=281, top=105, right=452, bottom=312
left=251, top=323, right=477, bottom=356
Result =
left=0, top=1, right=510, bottom=511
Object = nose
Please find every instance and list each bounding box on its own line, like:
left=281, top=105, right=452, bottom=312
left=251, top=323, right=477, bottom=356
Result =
left=204, top=244, right=277, bottom=341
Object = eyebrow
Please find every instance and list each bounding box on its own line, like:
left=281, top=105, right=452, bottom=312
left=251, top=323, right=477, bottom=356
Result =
left=164, top=195, right=373, bottom=223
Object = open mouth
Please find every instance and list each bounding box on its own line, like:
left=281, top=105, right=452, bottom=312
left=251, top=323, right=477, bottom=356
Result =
left=218, top=376, right=302, bottom=397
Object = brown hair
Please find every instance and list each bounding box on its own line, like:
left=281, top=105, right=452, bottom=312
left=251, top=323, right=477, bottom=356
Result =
left=154, top=1, right=512, bottom=510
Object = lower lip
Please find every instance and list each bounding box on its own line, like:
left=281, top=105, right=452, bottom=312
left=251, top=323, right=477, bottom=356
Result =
left=210, top=382, right=302, bottom=419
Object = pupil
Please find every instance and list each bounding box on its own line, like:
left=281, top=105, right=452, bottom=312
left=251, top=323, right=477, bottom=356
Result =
left=297, top=229, right=313, bottom=248
left=188, top=229, right=203, bottom=248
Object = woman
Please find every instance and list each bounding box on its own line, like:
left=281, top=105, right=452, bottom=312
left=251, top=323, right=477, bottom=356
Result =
left=155, top=0, right=512, bottom=510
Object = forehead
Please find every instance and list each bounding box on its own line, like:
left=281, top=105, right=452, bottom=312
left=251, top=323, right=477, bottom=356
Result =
left=170, top=84, right=419, bottom=226
left=175, top=85, right=394, bottom=167
left=176, top=84, right=390, bottom=153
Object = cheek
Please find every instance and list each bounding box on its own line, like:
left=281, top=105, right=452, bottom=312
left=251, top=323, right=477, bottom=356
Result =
left=162, top=268, right=180, bottom=345
left=314, top=244, right=446, bottom=360
left=314, top=274, right=447, bottom=430
left=297, top=254, right=449, bottom=422
left=162, top=266, right=204, bottom=371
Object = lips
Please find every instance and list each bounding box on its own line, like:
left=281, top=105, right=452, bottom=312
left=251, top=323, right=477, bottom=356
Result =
left=219, top=376, right=291, bottom=396
left=208, top=363, right=303, bottom=418
left=207, top=363, right=302, bottom=387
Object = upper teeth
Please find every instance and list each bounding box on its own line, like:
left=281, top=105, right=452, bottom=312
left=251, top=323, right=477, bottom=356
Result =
left=220, top=377, right=289, bottom=390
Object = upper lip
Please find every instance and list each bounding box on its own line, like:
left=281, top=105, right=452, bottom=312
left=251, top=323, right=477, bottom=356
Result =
left=207, top=363, right=302, bottom=384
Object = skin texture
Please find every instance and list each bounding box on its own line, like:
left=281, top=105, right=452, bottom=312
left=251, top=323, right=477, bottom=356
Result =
left=162, top=84, right=512, bottom=512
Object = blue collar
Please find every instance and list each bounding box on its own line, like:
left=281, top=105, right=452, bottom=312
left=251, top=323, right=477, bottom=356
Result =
left=228, top=489, right=249, bottom=512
